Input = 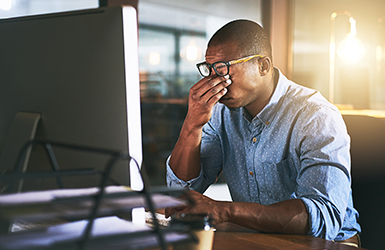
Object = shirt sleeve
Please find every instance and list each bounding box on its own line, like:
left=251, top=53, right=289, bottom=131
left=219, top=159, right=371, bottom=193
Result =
left=292, top=104, right=353, bottom=240
left=166, top=156, right=204, bottom=195
left=166, top=119, right=223, bottom=194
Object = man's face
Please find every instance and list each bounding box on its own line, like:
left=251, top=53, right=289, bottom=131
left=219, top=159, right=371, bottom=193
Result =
left=204, top=42, right=263, bottom=109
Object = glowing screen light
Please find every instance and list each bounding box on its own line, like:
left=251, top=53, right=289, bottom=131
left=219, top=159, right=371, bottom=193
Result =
left=0, top=0, right=12, bottom=11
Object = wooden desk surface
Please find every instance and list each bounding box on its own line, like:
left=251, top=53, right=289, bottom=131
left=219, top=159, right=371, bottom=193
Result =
left=213, top=222, right=363, bottom=250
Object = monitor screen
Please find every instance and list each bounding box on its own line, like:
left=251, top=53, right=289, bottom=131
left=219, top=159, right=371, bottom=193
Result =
left=0, top=6, right=143, bottom=191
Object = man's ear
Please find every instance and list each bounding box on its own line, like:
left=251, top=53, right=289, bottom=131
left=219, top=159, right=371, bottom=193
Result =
left=259, top=57, right=272, bottom=76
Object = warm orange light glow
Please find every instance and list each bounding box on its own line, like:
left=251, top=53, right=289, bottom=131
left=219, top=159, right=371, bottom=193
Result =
left=329, top=11, right=365, bottom=103
left=337, top=34, right=365, bottom=64
left=336, top=17, right=365, bottom=64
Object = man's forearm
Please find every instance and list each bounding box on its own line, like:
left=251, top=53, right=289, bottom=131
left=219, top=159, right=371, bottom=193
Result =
left=223, top=199, right=309, bottom=234
left=169, top=122, right=203, bottom=181
left=168, top=191, right=309, bottom=235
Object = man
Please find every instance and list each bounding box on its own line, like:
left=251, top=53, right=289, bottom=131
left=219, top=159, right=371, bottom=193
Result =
left=166, top=19, right=361, bottom=244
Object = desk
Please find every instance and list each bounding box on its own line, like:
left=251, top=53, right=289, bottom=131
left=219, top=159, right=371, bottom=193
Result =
left=339, top=109, right=385, bottom=120
left=213, top=222, right=363, bottom=250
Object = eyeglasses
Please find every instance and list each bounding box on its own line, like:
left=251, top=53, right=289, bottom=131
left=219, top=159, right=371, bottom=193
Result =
left=196, top=54, right=264, bottom=77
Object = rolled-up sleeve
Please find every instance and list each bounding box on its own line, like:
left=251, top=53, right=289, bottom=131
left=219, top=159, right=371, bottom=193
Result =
left=298, top=165, right=351, bottom=240
left=166, top=156, right=204, bottom=192
left=292, top=105, right=354, bottom=240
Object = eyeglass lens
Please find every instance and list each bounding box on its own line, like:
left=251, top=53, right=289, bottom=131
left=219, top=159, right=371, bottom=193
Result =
left=214, top=62, right=228, bottom=76
left=198, top=62, right=228, bottom=77
left=198, top=64, right=211, bottom=76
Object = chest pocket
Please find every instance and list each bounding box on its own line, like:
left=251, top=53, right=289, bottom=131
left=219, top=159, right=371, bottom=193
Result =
left=257, top=157, right=297, bottom=204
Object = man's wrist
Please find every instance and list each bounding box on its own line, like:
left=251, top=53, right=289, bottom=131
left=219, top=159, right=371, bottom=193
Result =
left=182, top=115, right=205, bottom=132
left=215, top=200, right=233, bottom=224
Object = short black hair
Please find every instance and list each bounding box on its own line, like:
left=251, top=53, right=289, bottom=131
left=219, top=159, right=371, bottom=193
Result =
left=208, top=19, right=272, bottom=62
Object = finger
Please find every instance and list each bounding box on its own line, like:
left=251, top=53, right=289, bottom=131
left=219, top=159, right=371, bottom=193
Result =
left=175, top=203, right=208, bottom=217
left=194, top=79, right=232, bottom=106
left=175, top=206, right=195, bottom=216
left=190, top=75, right=217, bottom=91
left=185, top=189, right=203, bottom=199
left=182, top=191, right=198, bottom=205
left=164, top=207, right=176, bottom=218
left=202, top=85, right=227, bottom=108
left=165, top=202, right=189, bottom=218
left=192, top=75, right=230, bottom=100
left=204, top=76, right=232, bottom=102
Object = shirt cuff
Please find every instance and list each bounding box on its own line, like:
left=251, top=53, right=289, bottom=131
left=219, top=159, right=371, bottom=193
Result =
left=166, top=156, right=204, bottom=193
left=301, top=196, right=345, bottom=241
left=301, top=197, right=323, bottom=238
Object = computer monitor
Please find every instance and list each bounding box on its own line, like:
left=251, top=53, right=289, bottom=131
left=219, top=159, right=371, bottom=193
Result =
left=0, top=6, right=143, bottom=191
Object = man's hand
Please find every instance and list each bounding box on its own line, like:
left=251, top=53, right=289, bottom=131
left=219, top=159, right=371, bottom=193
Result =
left=184, top=75, right=232, bottom=130
left=165, top=190, right=230, bottom=225
left=165, top=190, right=309, bottom=235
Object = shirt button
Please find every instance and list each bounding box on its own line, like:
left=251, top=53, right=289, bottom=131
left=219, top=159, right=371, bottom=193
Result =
left=252, top=137, right=257, bottom=143
left=249, top=171, right=253, bottom=176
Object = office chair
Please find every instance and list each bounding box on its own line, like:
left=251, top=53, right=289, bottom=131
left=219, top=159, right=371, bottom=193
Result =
left=342, top=113, right=385, bottom=250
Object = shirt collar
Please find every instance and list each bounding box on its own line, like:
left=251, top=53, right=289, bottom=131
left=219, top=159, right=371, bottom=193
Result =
left=243, top=68, right=289, bottom=127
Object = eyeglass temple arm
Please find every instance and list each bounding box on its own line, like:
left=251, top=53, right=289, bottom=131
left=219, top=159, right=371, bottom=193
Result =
left=229, top=54, right=263, bottom=65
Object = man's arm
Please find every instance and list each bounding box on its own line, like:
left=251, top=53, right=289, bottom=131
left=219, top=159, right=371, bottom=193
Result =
left=167, top=190, right=309, bottom=235
left=169, top=74, right=231, bottom=181
left=228, top=198, right=309, bottom=234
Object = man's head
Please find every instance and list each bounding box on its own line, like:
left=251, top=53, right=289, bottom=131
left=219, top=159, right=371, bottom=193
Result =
left=208, top=19, right=272, bottom=62
left=202, top=19, right=275, bottom=116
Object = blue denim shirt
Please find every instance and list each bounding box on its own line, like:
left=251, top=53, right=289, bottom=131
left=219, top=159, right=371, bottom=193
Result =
left=167, top=69, right=361, bottom=241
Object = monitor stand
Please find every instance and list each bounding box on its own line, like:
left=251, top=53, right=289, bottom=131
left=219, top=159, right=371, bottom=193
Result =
left=0, top=112, right=41, bottom=233
left=0, top=112, right=41, bottom=192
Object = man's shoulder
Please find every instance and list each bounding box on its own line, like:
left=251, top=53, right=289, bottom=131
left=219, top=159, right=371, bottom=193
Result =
left=271, top=77, right=342, bottom=128
left=283, top=80, right=337, bottom=113
left=274, top=71, right=329, bottom=112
